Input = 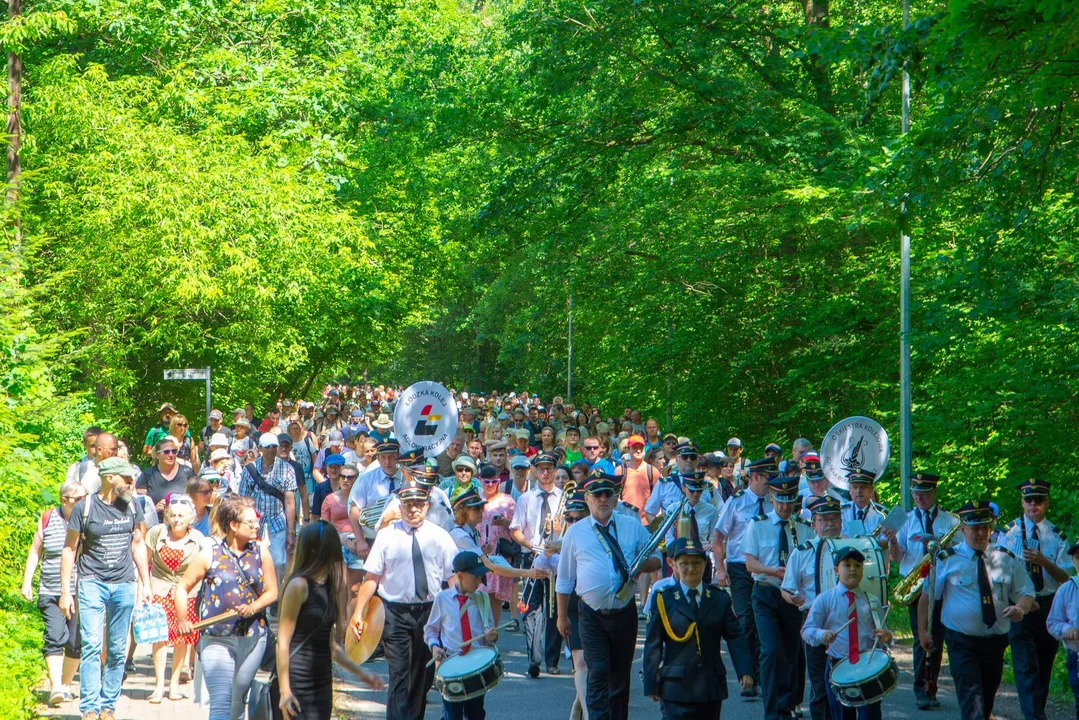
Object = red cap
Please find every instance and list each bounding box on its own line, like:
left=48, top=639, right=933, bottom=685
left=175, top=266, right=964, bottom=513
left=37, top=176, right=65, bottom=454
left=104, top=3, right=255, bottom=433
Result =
left=627, top=434, right=645, bottom=447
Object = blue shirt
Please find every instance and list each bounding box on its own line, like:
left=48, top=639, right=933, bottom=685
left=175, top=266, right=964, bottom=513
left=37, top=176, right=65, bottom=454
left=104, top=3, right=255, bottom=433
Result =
left=311, top=480, right=333, bottom=517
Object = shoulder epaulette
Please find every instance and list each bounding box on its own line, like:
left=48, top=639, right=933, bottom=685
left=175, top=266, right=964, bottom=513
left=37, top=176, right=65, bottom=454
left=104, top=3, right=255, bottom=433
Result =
left=753, top=513, right=769, bottom=522
left=797, top=540, right=813, bottom=551
left=1056, top=528, right=1067, bottom=541
left=998, top=546, right=1017, bottom=560
left=1004, top=520, right=1017, bottom=532
left=937, top=547, right=957, bottom=561
left=733, top=489, right=746, bottom=498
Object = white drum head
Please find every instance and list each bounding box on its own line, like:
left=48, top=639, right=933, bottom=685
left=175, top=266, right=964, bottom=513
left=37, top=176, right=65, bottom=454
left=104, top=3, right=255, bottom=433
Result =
left=824, top=537, right=888, bottom=602
left=831, top=651, right=892, bottom=683
left=437, top=646, right=499, bottom=679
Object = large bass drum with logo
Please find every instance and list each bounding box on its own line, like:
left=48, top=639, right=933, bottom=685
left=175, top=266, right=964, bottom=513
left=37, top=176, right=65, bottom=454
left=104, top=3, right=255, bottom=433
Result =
left=822, top=537, right=888, bottom=604
left=829, top=650, right=899, bottom=707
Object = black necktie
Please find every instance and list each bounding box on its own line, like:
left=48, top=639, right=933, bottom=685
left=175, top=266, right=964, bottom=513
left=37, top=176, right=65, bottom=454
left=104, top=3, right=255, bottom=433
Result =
left=857, top=507, right=866, bottom=522
left=412, top=530, right=429, bottom=601
left=975, top=550, right=996, bottom=628
left=687, top=588, right=699, bottom=614
left=1030, top=524, right=1044, bottom=592
left=597, top=522, right=630, bottom=586
left=814, top=540, right=824, bottom=596
left=689, top=507, right=697, bottom=534
left=539, top=491, right=551, bottom=539
left=756, top=496, right=765, bottom=515
left=923, top=508, right=935, bottom=536
left=778, top=519, right=790, bottom=567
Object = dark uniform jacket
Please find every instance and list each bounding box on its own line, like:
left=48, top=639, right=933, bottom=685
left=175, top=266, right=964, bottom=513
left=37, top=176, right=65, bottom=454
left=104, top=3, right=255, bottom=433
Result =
left=643, top=582, right=752, bottom=704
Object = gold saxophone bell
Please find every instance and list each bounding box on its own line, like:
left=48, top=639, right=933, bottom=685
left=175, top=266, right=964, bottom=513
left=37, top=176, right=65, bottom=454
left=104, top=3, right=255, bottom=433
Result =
left=893, top=523, right=960, bottom=606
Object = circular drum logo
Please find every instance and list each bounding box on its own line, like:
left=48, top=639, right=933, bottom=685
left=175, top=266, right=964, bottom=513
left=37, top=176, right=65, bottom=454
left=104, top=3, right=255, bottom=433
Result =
left=393, top=381, right=459, bottom=458
left=819, top=416, right=891, bottom=490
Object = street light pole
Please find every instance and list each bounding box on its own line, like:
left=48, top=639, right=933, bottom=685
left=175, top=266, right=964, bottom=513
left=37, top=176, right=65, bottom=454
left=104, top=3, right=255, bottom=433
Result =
left=899, top=0, right=913, bottom=511
left=567, top=293, right=573, bottom=403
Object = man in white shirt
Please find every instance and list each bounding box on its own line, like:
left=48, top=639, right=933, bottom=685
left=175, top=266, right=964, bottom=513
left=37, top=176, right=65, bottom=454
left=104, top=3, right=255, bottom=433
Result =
left=349, top=477, right=458, bottom=720
left=840, top=468, right=888, bottom=542
left=556, top=471, right=660, bottom=720
left=348, top=439, right=404, bottom=554
left=510, top=452, right=564, bottom=677
left=65, top=427, right=104, bottom=493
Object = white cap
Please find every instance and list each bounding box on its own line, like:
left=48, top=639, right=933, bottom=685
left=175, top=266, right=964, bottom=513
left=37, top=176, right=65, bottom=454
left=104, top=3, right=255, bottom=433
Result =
left=727, top=437, right=742, bottom=448
left=258, top=434, right=279, bottom=448
left=209, top=432, right=230, bottom=447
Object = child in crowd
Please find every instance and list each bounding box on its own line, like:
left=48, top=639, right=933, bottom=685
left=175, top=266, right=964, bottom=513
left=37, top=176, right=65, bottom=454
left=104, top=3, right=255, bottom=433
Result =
left=801, top=548, right=893, bottom=720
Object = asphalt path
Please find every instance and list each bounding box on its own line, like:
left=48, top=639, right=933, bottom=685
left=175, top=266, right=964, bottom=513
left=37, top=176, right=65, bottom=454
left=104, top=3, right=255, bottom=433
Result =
left=331, top=617, right=1073, bottom=720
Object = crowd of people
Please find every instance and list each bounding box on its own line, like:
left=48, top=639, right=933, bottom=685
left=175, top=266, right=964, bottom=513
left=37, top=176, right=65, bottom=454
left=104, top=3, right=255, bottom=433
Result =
left=18, top=383, right=1079, bottom=720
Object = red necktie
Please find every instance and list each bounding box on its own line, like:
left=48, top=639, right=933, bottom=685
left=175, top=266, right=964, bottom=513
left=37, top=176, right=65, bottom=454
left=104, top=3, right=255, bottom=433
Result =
left=457, top=595, right=473, bottom=654
left=846, top=591, right=859, bottom=663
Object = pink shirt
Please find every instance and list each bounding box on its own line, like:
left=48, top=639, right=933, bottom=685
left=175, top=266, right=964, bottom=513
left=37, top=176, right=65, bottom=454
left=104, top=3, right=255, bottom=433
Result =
left=321, top=492, right=351, bottom=532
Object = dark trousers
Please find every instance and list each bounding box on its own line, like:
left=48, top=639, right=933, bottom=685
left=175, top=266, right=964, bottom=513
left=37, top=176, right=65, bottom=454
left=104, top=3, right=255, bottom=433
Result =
left=824, top=660, right=882, bottom=720
left=443, top=696, right=485, bottom=720
left=806, top=643, right=829, bottom=720
left=579, top=601, right=637, bottom=720
left=753, top=583, right=803, bottom=720
left=945, top=629, right=1009, bottom=720
left=522, top=569, right=563, bottom=669
left=908, top=600, right=944, bottom=700
left=661, top=699, right=722, bottom=720
left=1065, top=650, right=1079, bottom=720
left=728, top=563, right=760, bottom=683
left=1010, top=594, right=1059, bottom=720
left=383, top=600, right=435, bottom=720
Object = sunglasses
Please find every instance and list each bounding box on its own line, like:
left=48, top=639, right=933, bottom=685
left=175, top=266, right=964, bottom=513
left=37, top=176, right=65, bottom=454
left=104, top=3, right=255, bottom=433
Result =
left=176, top=422, right=188, bottom=427
left=565, top=516, right=582, bottom=524
left=192, top=488, right=213, bottom=495
left=341, top=474, right=358, bottom=480
left=583, top=445, right=600, bottom=451
left=159, top=448, right=179, bottom=455
left=481, top=479, right=501, bottom=485
left=590, top=490, right=614, bottom=499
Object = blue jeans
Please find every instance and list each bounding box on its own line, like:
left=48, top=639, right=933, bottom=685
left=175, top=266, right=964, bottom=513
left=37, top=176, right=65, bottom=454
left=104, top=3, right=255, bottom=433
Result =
left=824, top=660, right=883, bottom=720
left=1066, top=650, right=1079, bottom=720
left=442, top=696, right=485, bottom=720
left=78, top=579, right=137, bottom=713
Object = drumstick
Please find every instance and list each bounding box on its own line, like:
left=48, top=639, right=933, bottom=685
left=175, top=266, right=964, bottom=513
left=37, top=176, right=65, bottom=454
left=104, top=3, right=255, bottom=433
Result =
left=192, top=609, right=239, bottom=631
left=868, top=604, right=892, bottom=660
left=425, top=619, right=520, bottom=667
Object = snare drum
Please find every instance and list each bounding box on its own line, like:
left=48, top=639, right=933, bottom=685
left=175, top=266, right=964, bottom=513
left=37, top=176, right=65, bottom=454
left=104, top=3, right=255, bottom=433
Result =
left=434, top=646, right=504, bottom=702
left=829, top=651, right=898, bottom=707
left=823, top=537, right=888, bottom=602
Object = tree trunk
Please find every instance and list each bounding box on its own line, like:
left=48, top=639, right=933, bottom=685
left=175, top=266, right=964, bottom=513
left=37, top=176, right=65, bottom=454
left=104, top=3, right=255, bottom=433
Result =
left=803, top=0, right=834, bottom=115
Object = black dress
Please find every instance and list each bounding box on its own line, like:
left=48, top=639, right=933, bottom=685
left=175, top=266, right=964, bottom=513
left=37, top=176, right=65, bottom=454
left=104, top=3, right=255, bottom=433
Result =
left=286, top=580, right=336, bottom=720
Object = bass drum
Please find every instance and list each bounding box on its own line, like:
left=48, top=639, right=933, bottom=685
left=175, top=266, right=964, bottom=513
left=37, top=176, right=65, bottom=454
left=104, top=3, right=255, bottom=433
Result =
left=823, top=537, right=888, bottom=603
left=829, top=651, right=898, bottom=707
left=435, top=646, right=504, bottom=702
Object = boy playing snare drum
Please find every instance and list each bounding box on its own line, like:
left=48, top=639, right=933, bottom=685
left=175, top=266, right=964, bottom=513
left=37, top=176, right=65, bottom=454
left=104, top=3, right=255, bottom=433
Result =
left=424, top=551, right=499, bottom=720
left=801, top=547, right=893, bottom=720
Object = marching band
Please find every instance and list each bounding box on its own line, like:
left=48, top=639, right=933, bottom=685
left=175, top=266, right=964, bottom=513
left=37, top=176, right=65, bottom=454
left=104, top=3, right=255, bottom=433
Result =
left=334, top=409, right=1078, bottom=720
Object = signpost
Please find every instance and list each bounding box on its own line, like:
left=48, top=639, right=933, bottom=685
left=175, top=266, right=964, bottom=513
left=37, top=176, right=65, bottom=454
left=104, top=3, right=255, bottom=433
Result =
left=164, top=367, right=212, bottom=423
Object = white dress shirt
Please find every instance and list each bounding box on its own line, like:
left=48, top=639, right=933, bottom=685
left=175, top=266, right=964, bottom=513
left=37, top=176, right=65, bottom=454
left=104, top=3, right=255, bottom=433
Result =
left=510, top=485, right=563, bottom=549
left=424, top=588, right=495, bottom=654
left=998, top=516, right=1069, bottom=596
left=556, top=512, right=657, bottom=611
left=381, top=486, right=455, bottom=534
left=643, top=479, right=683, bottom=518
left=895, top=505, right=959, bottom=575
left=347, top=465, right=404, bottom=512
left=742, top=510, right=813, bottom=587
left=365, top=519, right=458, bottom=604
left=802, top=584, right=890, bottom=660
left=840, top=501, right=886, bottom=539
left=662, top=499, right=718, bottom=549
left=715, top=487, right=769, bottom=563
left=679, top=581, right=705, bottom=607
left=450, top=524, right=483, bottom=554
left=781, top=536, right=837, bottom=608
left=933, top=542, right=1035, bottom=636
left=1047, top=577, right=1079, bottom=652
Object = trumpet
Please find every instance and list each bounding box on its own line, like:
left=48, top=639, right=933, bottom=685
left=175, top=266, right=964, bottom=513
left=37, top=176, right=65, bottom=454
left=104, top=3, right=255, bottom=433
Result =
left=893, top=523, right=960, bottom=606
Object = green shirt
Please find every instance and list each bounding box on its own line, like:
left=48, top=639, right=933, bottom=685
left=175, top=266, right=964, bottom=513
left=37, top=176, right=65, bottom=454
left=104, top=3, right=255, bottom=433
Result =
left=564, top=448, right=583, bottom=465
left=144, top=423, right=191, bottom=447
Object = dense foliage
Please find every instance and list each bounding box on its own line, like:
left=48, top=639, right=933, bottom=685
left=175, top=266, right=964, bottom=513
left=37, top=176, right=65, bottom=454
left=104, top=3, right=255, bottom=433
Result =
left=2, top=0, right=1077, bottom=710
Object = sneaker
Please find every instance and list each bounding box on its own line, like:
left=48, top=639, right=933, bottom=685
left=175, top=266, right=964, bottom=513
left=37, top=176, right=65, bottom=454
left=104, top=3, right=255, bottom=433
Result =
left=546, top=666, right=560, bottom=675
left=47, top=691, right=65, bottom=707
left=916, top=697, right=932, bottom=710
left=528, top=664, right=540, bottom=679
left=124, top=659, right=136, bottom=673
left=81, top=712, right=98, bottom=720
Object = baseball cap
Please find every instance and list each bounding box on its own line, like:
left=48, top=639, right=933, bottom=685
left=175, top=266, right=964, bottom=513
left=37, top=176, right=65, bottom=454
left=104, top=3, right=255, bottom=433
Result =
left=727, top=438, right=742, bottom=448
left=209, top=432, right=230, bottom=447
left=452, top=551, right=488, bottom=578
left=627, top=434, right=645, bottom=447
left=326, top=430, right=345, bottom=445
left=259, top=434, right=279, bottom=448
left=97, top=457, right=140, bottom=479
left=209, top=409, right=223, bottom=420
left=277, top=433, right=293, bottom=446
left=510, top=455, right=531, bottom=469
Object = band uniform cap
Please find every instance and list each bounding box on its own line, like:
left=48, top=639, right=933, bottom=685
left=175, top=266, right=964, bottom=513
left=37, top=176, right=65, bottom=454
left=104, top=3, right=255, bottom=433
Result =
left=1017, top=478, right=1051, bottom=497
left=398, top=448, right=424, bottom=467
left=564, top=490, right=589, bottom=513
left=326, top=429, right=345, bottom=445
left=846, top=468, right=878, bottom=485
left=452, top=550, right=487, bottom=578
left=833, top=547, right=866, bottom=565
left=376, top=439, right=401, bottom=455
left=764, top=443, right=783, bottom=455
left=766, top=475, right=800, bottom=502
left=627, top=434, right=646, bottom=447
left=669, top=538, right=707, bottom=560
left=258, top=434, right=279, bottom=448
left=911, top=471, right=941, bottom=490
left=677, top=442, right=700, bottom=457
left=584, top=469, right=621, bottom=494
left=451, top=486, right=487, bottom=510
left=209, top=409, right=224, bottom=420
left=485, top=440, right=508, bottom=451
left=727, top=437, right=743, bottom=448
left=325, top=453, right=345, bottom=467
left=748, top=457, right=779, bottom=474
left=451, top=455, right=477, bottom=473
left=395, top=478, right=430, bottom=502
left=806, top=495, right=842, bottom=515
left=97, top=457, right=140, bottom=479
left=158, top=402, right=177, bottom=414
left=372, top=413, right=393, bottom=430
left=805, top=469, right=828, bottom=484
left=533, top=452, right=558, bottom=466
left=509, top=455, right=531, bottom=469
left=682, top=471, right=708, bottom=491
left=957, top=500, right=995, bottom=525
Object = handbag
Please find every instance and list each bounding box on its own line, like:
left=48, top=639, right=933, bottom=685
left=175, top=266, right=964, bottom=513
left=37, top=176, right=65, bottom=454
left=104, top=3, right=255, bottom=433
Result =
left=132, top=603, right=169, bottom=645
left=220, top=541, right=278, bottom=672
left=496, top=537, right=521, bottom=563
left=247, top=679, right=273, bottom=720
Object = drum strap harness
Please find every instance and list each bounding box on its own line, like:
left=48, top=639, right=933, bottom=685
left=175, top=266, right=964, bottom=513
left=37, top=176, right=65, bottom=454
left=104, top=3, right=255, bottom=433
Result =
left=655, top=592, right=701, bottom=654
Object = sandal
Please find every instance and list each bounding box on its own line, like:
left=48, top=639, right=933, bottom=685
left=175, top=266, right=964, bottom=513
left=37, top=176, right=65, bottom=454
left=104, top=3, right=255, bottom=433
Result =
left=168, top=690, right=185, bottom=701
left=148, top=690, right=164, bottom=704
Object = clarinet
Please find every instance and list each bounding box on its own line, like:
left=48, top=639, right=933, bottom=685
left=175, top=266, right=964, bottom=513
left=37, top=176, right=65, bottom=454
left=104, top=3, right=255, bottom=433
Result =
left=1020, top=514, right=1033, bottom=577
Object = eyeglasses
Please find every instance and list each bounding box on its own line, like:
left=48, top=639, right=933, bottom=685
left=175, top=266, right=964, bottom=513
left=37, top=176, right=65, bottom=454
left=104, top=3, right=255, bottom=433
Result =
left=62, top=495, right=87, bottom=502
left=481, top=479, right=501, bottom=485
left=238, top=518, right=260, bottom=528
left=663, top=439, right=677, bottom=445
left=176, top=422, right=188, bottom=427
left=590, top=490, right=614, bottom=499
left=159, top=448, right=179, bottom=455
left=192, top=488, right=213, bottom=495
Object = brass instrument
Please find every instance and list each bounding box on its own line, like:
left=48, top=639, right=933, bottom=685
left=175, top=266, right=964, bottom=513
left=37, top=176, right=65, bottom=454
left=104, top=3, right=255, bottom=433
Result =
left=356, top=496, right=391, bottom=538
left=615, top=497, right=688, bottom=603
left=520, top=481, right=577, bottom=615
left=893, top=522, right=961, bottom=606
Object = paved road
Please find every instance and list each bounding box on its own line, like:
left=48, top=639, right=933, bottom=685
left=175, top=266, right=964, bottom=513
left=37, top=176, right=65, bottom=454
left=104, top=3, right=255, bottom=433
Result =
left=333, top=620, right=1072, bottom=720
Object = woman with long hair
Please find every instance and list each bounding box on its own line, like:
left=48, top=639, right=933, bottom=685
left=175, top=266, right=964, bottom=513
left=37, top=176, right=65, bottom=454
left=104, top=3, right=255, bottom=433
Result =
left=175, top=495, right=278, bottom=720
left=169, top=414, right=200, bottom=472
left=147, top=494, right=205, bottom=702
left=275, top=522, right=384, bottom=720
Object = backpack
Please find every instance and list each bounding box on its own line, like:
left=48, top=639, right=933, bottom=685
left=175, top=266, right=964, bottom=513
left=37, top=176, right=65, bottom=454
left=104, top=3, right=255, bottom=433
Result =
left=77, top=457, right=91, bottom=482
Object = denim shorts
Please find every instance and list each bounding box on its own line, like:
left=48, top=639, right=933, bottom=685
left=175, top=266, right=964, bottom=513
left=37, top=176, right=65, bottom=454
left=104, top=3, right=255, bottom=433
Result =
left=342, top=545, right=365, bottom=571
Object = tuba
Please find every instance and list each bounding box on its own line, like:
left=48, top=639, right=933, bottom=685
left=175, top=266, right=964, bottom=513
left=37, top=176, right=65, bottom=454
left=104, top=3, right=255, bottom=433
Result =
left=615, top=497, right=687, bottom=603
left=893, top=522, right=960, bottom=606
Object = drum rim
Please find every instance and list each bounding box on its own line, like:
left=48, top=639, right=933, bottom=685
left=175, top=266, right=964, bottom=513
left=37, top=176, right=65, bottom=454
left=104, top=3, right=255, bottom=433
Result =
left=436, top=656, right=504, bottom=702
left=436, top=646, right=500, bottom=677
left=829, top=656, right=899, bottom=708
left=829, top=653, right=895, bottom=682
